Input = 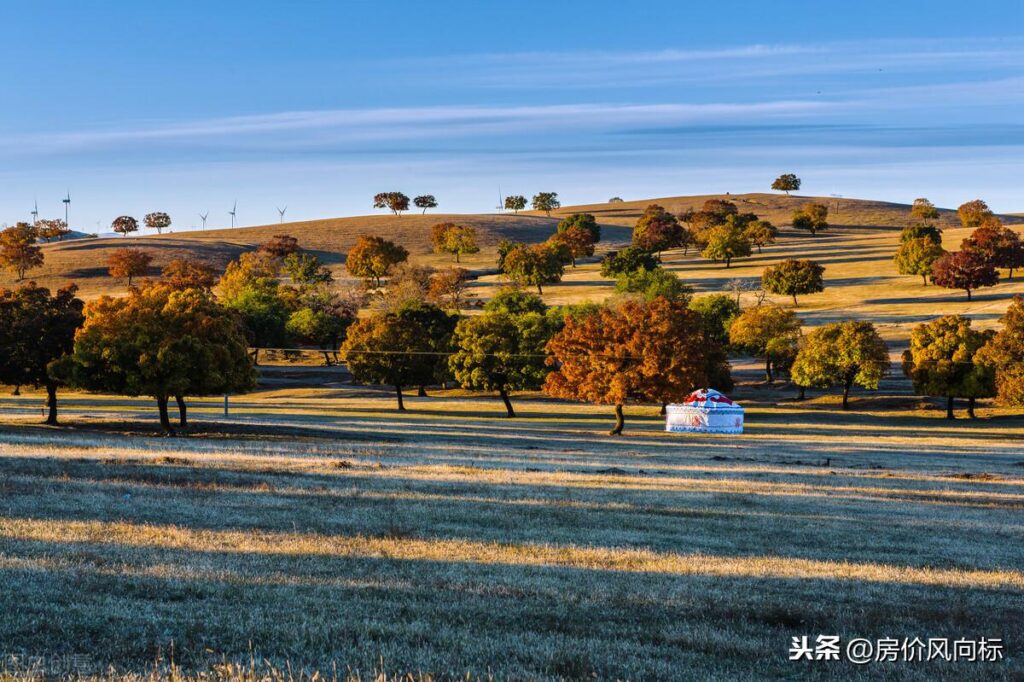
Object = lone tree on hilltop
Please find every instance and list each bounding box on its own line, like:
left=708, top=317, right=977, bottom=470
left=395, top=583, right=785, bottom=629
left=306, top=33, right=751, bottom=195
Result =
left=961, top=222, right=1024, bottom=279
left=957, top=199, right=994, bottom=227
left=608, top=196, right=624, bottom=203
left=728, top=305, right=801, bottom=383
left=531, top=192, right=560, bottom=216
left=544, top=297, right=721, bottom=435
left=701, top=224, right=752, bottom=268
left=761, top=259, right=825, bottom=306
left=53, top=283, right=256, bottom=432
left=449, top=308, right=558, bottom=417
left=902, top=315, right=995, bottom=419
left=144, top=212, right=171, bottom=235
left=346, top=235, right=409, bottom=287
left=0, top=282, right=84, bottom=425
left=894, top=238, right=945, bottom=285
left=632, top=204, right=683, bottom=255
left=910, top=198, right=940, bottom=222
left=107, top=248, right=153, bottom=288
left=771, top=173, right=801, bottom=195
left=414, top=195, right=438, bottom=214
left=557, top=213, right=600, bottom=242
left=931, top=250, right=998, bottom=301
left=791, top=203, right=828, bottom=235
left=112, top=215, right=139, bottom=237
left=0, top=223, right=44, bottom=280
left=373, top=192, right=411, bottom=216
left=504, top=195, right=527, bottom=214
left=502, top=243, right=564, bottom=294
left=430, top=222, right=479, bottom=263
left=791, top=321, right=890, bottom=409
left=976, top=295, right=1024, bottom=407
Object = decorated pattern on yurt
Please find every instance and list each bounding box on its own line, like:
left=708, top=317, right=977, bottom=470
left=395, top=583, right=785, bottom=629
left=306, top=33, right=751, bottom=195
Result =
left=665, top=389, right=744, bottom=434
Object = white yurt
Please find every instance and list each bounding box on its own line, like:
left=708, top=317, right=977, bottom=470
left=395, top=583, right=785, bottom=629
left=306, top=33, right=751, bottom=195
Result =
left=665, top=389, right=744, bottom=434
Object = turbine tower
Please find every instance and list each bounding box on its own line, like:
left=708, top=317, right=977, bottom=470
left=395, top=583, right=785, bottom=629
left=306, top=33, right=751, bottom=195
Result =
left=276, top=206, right=287, bottom=223
left=199, top=211, right=209, bottom=231
left=228, top=200, right=237, bottom=228
left=62, top=191, right=71, bottom=227
left=30, top=200, right=39, bottom=224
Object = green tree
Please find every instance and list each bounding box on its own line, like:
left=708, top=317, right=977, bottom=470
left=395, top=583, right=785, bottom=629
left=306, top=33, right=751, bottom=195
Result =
left=976, top=296, right=1024, bottom=407
left=599, top=246, right=658, bottom=278
left=614, top=267, right=692, bottom=302
left=430, top=222, right=480, bottom=263
left=771, top=173, right=801, bottom=195
left=744, top=219, right=777, bottom=253
left=414, top=195, right=437, bottom=214
left=902, top=315, right=995, bottom=419
left=930, top=250, right=999, bottom=300
left=450, top=310, right=558, bottom=417
left=346, top=236, right=409, bottom=286
left=285, top=285, right=358, bottom=364
left=54, top=283, right=255, bottom=432
left=632, top=204, right=683, bottom=255
left=556, top=213, right=600, bottom=242
left=728, top=305, right=801, bottom=382
left=791, top=203, right=828, bottom=235
left=0, top=282, right=84, bottom=424
left=689, top=294, right=741, bottom=347
left=910, top=198, right=939, bottom=221
left=283, top=252, right=333, bottom=286
left=504, top=195, right=527, bottom=213
left=219, top=252, right=291, bottom=361
left=901, top=223, right=943, bottom=244
left=502, top=243, right=564, bottom=294
left=484, top=287, right=547, bottom=315
left=701, top=224, right=752, bottom=268
left=531, top=192, right=560, bottom=216
left=791, top=321, right=890, bottom=409
left=894, top=238, right=945, bottom=285
left=761, top=259, right=825, bottom=305
left=0, top=223, right=44, bottom=280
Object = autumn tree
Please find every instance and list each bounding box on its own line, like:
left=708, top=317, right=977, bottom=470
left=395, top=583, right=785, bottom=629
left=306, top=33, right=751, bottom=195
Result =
left=957, top=199, right=993, bottom=227
left=111, top=215, right=139, bottom=237
left=283, top=252, right=333, bottom=286
left=557, top=213, right=601, bottom=242
left=548, top=225, right=595, bottom=267
left=35, top=218, right=70, bottom=242
left=930, top=250, right=998, bottom=300
left=161, top=259, right=217, bottom=291
left=614, top=267, right=692, bottom=302
left=901, top=223, right=943, bottom=244
left=791, top=203, right=828, bottom=235
left=545, top=297, right=722, bottom=434
left=54, top=283, right=256, bottom=432
left=0, top=223, right=44, bottom=280
left=502, top=243, right=564, bottom=294
left=450, top=309, right=558, bottom=417
left=791, top=321, right=890, bottom=409
left=729, top=305, right=801, bottom=382
left=504, top=195, right=527, bottom=213
left=701, top=224, right=752, bottom=268
left=976, top=296, right=1024, bottom=407
left=910, top=198, right=939, bottom=221
left=0, top=282, right=84, bottom=424
left=414, top=195, right=437, bottom=214
left=599, top=246, right=658, bottom=278
left=895, top=238, right=945, bottom=285
left=107, top=248, right=153, bottom=287
left=632, top=204, right=683, bottom=255
left=531, top=192, right=560, bottom=216
left=961, top=222, right=1024, bottom=279
left=744, top=219, right=777, bottom=253
left=259, top=234, right=300, bottom=260
left=341, top=303, right=456, bottom=410
left=761, top=259, right=825, bottom=305
left=219, top=251, right=291, bottom=358
left=430, top=222, right=479, bottom=263
left=380, top=262, right=435, bottom=309
left=427, top=267, right=472, bottom=309
left=373, top=192, right=411, bottom=215
left=144, top=212, right=172, bottom=235
left=346, top=236, right=409, bottom=286
left=771, top=173, right=801, bottom=195
left=902, top=315, right=995, bottom=419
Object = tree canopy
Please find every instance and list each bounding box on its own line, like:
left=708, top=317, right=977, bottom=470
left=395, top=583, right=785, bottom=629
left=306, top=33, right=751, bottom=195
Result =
left=961, top=222, right=1024, bottom=279
left=484, top=287, right=548, bottom=316
left=504, top=195, right=527, bottom=213
left=614, top=266, right=692, bottom=303
left=744, top=220, right=777, bottom=253
left=632, top=204, right=683, bottom=254
left=894, top=238, right=945, bottom=285
left=414, top=195, right=437, bottom=213
left=556, top=213, right=600, bottom=242
left=430, top=222, right=480, bottom=263
left=548, top=225, right=595, bottom=267
left=531, top=192, right=560, bottom=216
left=0, top=223, right=44, bottom=280
left=976, top=296, right=1024, bottom=407
left=373, top=192, right=411, bottom=215
left=910, top=198, right=939, bottom=221
left=599, top=246, right=658, bottom=278
left=901, top=223, right=943, bottom=245
left=791, top=203, right=828, bottom=235
left=258, top=234, right=300, bottom=260
left=728, top=305, right=801, bottom=382
left=502, top=243, right=564, bottom=294
left=346, top=236, right=409, bottom=286
left=930, top=250, right=998, bottom=300
left=144, top=212, right=172, bottom=234
left=902, top=315, right=995, bottom=418
left=112, top=215, right=139, bottom=237
left=107, top=248, right=153, bottom=288
left=791, top=321, right=890, bottom=409
left=701, top=224, right=752, bottom=268
left=761, top=259, right=825, bottom=305
left=689, top=294, right=741, bottom=347
left=771, top=173, right=801, bottom=195
left=957, top=199, right=993, bottom=227
left=162, top=259, right=217, bottom=291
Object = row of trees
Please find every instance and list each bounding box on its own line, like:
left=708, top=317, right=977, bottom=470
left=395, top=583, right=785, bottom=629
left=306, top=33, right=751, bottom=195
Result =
left=373, top=193, right=438, bottom=215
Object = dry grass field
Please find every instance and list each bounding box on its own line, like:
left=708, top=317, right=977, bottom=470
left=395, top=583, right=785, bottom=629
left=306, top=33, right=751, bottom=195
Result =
left=2, top=194, right=1023, bottom=679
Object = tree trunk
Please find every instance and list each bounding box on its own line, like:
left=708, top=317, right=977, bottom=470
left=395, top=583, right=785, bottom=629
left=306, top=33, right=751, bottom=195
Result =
left=765, top=356, right=774, bottom=383
left=418, top=385, right=428, bottom=397
left=251, top=348, right=260, bottom=366
left=792, top=293, right=798, bottom=306
left=455, top=252, right=460, bottom=263
left=395, top=385, right=405, bottom=411
left=12, top=385, right=20, bottom=396
left=966, top=288, right=972, bottom=301
left=922, top=274, right=928, bottom=286
left=725, top=258, right=731, bottom=268
left=797, top=385, right=806, bottom=401
left=499, top=388, right=515, bottom=418
left=536, top=283, right=543, bottom=295
left=609, top=404, right=624, bottom=436
left=157, top=395, right=175, bottom=434
left=842, top=378, right=852, bottom=410
left=660, top=402, right=667, bottom=416
left=45, top=382, right=58, bottom=425
left=175, top=395, right=187, bottom=427
left=967, top=396, right=977, bottom=419
left=946, top=396, right=955, bottom=420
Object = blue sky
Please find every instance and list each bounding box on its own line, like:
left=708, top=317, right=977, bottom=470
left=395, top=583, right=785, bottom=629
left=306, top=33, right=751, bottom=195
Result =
left=1, top=1, right=1022, bottom=232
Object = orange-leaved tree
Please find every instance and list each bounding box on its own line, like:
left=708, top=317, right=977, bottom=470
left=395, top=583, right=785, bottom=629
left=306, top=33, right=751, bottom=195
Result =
left=0, top=223, right=44, bottom=280
left=544, top=296, right=717, bottom=435
left=107, top=248, right=153, bottom=288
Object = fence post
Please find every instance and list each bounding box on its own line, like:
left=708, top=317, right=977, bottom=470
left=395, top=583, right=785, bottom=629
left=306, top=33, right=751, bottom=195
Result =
left=223, top=394, right=229, bottom=417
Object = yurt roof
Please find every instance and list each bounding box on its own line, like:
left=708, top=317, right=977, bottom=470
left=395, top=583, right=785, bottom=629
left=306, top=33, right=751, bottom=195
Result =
left=678, top=389, right=742, bottom=410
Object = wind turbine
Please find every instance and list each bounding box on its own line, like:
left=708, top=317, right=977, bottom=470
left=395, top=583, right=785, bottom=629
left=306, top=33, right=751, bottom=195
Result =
left=276, top=206, right=287, bottom=223
left=496, top=185, right=504, bottom=213
left=30, top=199, right=39, bottom=224
left=62, top=191, right=71, bottom=227
left=228, top=200, right=237, bottom=228
left=199, top=211, right=209, bottom=231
